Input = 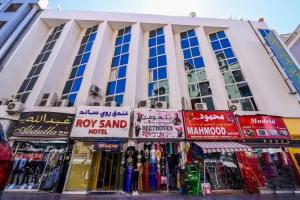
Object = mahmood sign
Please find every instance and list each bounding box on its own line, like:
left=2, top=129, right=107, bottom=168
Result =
left=71, top=106, right=131, bottom=138
left=183, top=111, right=241, bottom=140
left=12, top=112, right=75, bottom=138
left=133, top=109, right=184, bottom=139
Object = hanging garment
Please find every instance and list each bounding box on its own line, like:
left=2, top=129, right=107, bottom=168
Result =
left=149, top=163, right=157, bottom=191
left=142, top=163, right=150, bottom=192
left=137, top=163, right=143, bottom=191
left=124, top=164, right=134, bottom=192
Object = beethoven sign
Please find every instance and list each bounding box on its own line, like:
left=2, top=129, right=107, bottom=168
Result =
left=71, top=106, right=131, bottom=138
left=133, top=109, right=184, bottom=139
left=12, top=112, right=75, bottom=138
left=183, top=111, right=241, bottom=140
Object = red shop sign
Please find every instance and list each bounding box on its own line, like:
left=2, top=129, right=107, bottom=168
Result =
left=237, top=115, right=290, bottom=140
left=183, top=111, right=241, bottom=140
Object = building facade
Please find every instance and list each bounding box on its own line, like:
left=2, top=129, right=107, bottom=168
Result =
left=0, top=0, right=48, bottom=70
left=0, top=10, right=300, bottom=194
left=282, top=24, right=300, bottom=66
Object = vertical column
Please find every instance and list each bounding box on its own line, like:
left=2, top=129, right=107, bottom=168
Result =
left=163, top=24, right=183, bottom=109
left=195, top=27, right=229, bottom=110
left=123, top=23, right=143, bottom=107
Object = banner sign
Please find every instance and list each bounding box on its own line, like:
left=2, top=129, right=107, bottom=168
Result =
left=237, top=115, right=290, bottom=140
left=71, top=106, right=131, bottom=138
left=133, top=109, right=184, bottom=139
left=14, top=152, right=44, bottom=161
left=94, top=141, right=122, bottom=151
left=12, top=112, right=75, bottom=138
left=265, top=31, right=300, bottom=95
left=183, top=111, right=241, bottom=140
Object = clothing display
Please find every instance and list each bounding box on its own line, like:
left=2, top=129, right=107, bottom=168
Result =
left=5, top=141, right=67, bottom=192
left=124, top=142, right=184, bottom=193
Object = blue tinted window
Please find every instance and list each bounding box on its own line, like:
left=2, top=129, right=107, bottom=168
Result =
left=181, top=39, right=189, bottom=49
left=123, top=34, right=131, bottom=43
left=149, top=38, right=156, bottom=47
left=148, top=83, right=153, bottom=96
left=122, top=43, right=129, bottom=53
left=115, top=95, right=123, bottom=105
left=185, top=59, right=194, bottom=70
left=158, top=67, right=167, bottom=79
left=180, top=32, right=188, bottom=39
left=228, top=58, right=238, bottom=65
left=118, top=66, right=126, bottom=78
left=114, top=46, right=121, bottom=56
left=183, top=49, right=192, bottom=59
left=76, top=65, right=85, bottom=77
left=71, top=77, right=83, bottom=92
left=106, top=81, right=116, bottom=95
left=191, top=47, right=200, bottom=57
left=220, top=39, right=231, bottom=48
left=68, top=93, right=77, bottom=105
left=157, top=55, right=167, bottom=66
left=189, top=37, right=199, bottom=46
left=150, top=47, right=156, bottom=57
left=224, top=48, right=234, bottom=58
left=217, top=31, right=226, bottom=39
left=188, top=30, right=196, bottom=37
left=111, top=56, right=120, bottom=67
left=153, top=69, right=158, bottom=81
left=211, top=41, right=221, bottom=51
left=120, top=53, right=129, bottom=65
left=157, top=28, right=163, bottom=36
left=157, top=45, right=165, bottom=55
left=194, top=57, right=204, bottom=68
left=115, top=37, right=122, bottom=45
left=81, top=53, right=90, bottom=64
left=149, top=57, right=157, bottom=68
left=85, top=42, right=93, bottom=52
left=209, top=33, right=218, bottom=41
left=88, top=32, right=97, bottom=42
left=116, top=79, right=126, bottom=93
left=157, top=35, right=165, bottom=44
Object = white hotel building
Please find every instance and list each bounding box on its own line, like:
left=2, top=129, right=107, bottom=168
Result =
left=0, top=9, right=300, bottom=120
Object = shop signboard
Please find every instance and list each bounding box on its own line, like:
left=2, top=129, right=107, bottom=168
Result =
left=283, top=118, right=300, bottom=140
left=237, top=115, right=290, bottom=140
left=12, top=112, right=75, bottom=138
left=133, top=109, right=184, bottom=139
left=183, top=111, right=241, bottom=140
left=71, top=106, right=131, bottom=138
left=94, top=141, right=122, bottom=152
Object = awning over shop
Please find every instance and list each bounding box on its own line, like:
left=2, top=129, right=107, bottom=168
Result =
left=195, top=142, right=252, bottom=153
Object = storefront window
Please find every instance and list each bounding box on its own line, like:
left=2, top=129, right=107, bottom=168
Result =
left=203, top=152, right=243, bottom=190
left=254, top=148, right=297, bottom=190
left=65, top=142, right=93, bottom=191
left=6, top=141, right=67, bottom=191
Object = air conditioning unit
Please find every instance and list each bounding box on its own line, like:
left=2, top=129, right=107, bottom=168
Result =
left=6, top=102, right=24, bottom=114
left=195, top=103, right=207, bottom=110
left=39, top=92, right=58, bottom=107
left=155, top=101, right=167, bottom=109
left=181, top=97, right=188, bottom=110
left=228, top=101, right=242, bottom=111
left=54, top=99, right=68, bottom=107
left=0, top=98, right=9, bottom=106
left=90, top=101, right=101, bottom=106
left=89, top=85, right=101, bottom=96
left=138, top=100, right=151, bottom=108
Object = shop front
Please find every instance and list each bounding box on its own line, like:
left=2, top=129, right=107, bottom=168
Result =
left=131, top=109, right=185, bottom=194
left=0, top=120, right=13, bottom=196
left=5, top=112, right=75, bottom=192
left=237, top=115, right=298, bottom=193
left=283, top=118, right=300, bottom=187
left=64, top=106, right=131, bottom=194
left=183, top=110, right=254, bottom=194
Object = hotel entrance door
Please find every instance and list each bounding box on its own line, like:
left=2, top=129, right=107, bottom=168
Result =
left=89, top=151, right=122, bottom=191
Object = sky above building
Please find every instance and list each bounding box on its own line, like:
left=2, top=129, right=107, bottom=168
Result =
left=48, top=0, right=300, bottom=34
